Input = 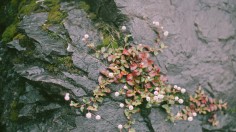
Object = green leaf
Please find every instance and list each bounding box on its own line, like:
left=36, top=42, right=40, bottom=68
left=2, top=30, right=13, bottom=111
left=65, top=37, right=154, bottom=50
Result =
left=129, top=128, right=136, bottom=132
left=162, top=104, right=171, bottom=113
left=101, top=47, right=106, bottom=53
left=87, top=106, right=98, bottom=111
left=80, top=106, right=84, bottom=112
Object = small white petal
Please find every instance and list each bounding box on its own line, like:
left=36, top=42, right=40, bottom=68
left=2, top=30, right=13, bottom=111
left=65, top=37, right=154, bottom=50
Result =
left=86, top=112, right=92, bottom=119
left=161, top=26, right=164, bottom=29
left=123, top=85, right=128, bottom=89
left=118, top=124, right=123, bottom=129
left=82, top=38, right=86, bottom=41
left=178, top=99, right=184, bottom=104
left=192, top=112, right=197, bottom=117
left=95, top=115, right=101, bottom=120
left=129, top=105, right=134, bottom=110
left=64, top=93, right=70, bottom=101
left=121, top=26, right=126, bottom=31
left=181, top=88, right=186, bottom=94
left=188, top=116, right=193, bottom=121
left=174, top=96, right=179, bottom=101
left=115, top=92, right=120, bottom=97
left=177, top=87, right=181, bottom=91
left=84, top=34, right=89, bottom=39
left=154, top=91, right=159, bottom=95
left=154, top=96, right=159, bottom=101
left=164, top=31, right=169, bottom=36
left=119, top=103, right=124, bottom=108
left=146, top=96, right=151, bottom=102
left=174, top=85, right=178, bottom=89
left=153, top=21, right=160, bottom=26
left=108, top=73, right=114, bottom=78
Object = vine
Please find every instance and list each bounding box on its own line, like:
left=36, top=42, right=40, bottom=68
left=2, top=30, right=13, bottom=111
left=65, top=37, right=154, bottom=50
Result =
left=65, top=21, right=227, bottom=132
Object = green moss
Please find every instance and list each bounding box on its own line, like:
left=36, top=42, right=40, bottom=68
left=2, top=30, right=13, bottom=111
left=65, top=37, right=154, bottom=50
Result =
left=19, top=0, right=38, bottom=15
left=45, top=64, right=59, bottom=73
left=48, top=10, right=65, bottom=24
left=10, top=100, right=19, bottom=121
left=2, top=24, right=17, bottom=43
left=14, top=33, right=26, bottom=40
left=79, top=1, right=90, bottom=12
left=88, top=13, right=97, bottom=20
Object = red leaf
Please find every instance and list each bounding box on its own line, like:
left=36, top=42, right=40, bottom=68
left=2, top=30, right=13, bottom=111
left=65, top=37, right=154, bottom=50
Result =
left=126, top=90, right=135, bottom=97
left=127, top=73, right=133, bottom=80
left=122, top=49, right=130, bottom=55
left=149, top=70, right=158, bottom=77
left=108, top=55, right=115, bottom=62
left=130, top=63, right=138, bottom=71
left=145, top=83, right=152, bottom=89
left=132, top=69, right=141, bottom=76
left=127, top=74, right=134, bottom=86
left=138, top=52, right=150, bottom=60
left=100, top=69, right=109, bottom=76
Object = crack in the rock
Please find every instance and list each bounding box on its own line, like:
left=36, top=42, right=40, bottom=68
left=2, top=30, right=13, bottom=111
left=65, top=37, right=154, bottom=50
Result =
left=140, top=102, right=155, bottom=132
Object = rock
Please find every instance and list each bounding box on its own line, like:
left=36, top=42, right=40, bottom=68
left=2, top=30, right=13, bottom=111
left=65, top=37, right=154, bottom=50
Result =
left=115, top=0, right=236, bottom=131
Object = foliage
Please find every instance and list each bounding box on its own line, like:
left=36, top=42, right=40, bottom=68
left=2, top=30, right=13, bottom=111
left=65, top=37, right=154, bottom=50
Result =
left=68, top=24, right=227, bottom=131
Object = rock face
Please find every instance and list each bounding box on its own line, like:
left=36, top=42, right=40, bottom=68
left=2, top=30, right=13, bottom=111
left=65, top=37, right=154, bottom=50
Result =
left=0, top=0, right=236, bottom=132
left=115, top=0, right=236, bottom=131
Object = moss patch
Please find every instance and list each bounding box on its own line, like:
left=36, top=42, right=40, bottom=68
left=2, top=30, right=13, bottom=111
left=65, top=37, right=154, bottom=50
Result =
left=2, top=24, right=17, bottom=43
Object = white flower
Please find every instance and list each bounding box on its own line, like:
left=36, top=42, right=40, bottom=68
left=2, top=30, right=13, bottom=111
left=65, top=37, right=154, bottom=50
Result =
left=174, top=96, right=179, bottom=101
left=118, top=124, right=123, bottom=129
left=181, top=88, right=186, bottom=94
left=154, top=96, right=159, bottom=101
left=121, top=26, right=126, bottom=31
left=147, top=76, right=151, bottom=80
left=161, top=26, right=164, bottom=29
left=115, top=92, right=120, bottom=97
left=192, top=112, right=197, bottom=117
left=84, top=34, right=89, bottom=39
left=146, top=96, right=151, bottom=102
left=154, top=91, right=158, bottom=95
left=174, top=85, right=177, bottom=89
left=82, top=38, right=86, bottom=41
left=108, top=73, right=114, bottom=78
left=164, top=31, right=169, bottom=36
left=177, top=87, right=181, bottom=91
left=95, top=115, right=101, bottom=120
left=178, top=99, right=184, bottom=104
left=153, top=21, right=160, bottom=26
left=86, top=112, right=92, bottom=119
left=158, top=94, right=164, bottom=99
left=129, top=105, right=134, bottom=110
left=188, top=116, right=193, bottom=121
left=64, top=93, right=70, bottom=101
left=119, top=103, right=124, bottom=108
left=123, top=85, right=128, bottom=89
left=67, top=44, right=73, bottom=52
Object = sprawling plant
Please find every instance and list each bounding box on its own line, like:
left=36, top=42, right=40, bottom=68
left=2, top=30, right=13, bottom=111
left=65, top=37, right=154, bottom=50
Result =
left=67, top=22, right=227, bottom=132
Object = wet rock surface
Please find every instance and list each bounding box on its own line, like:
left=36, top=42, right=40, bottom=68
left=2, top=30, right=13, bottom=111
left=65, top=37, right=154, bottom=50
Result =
left=0, top=0, right=236, bottom=132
